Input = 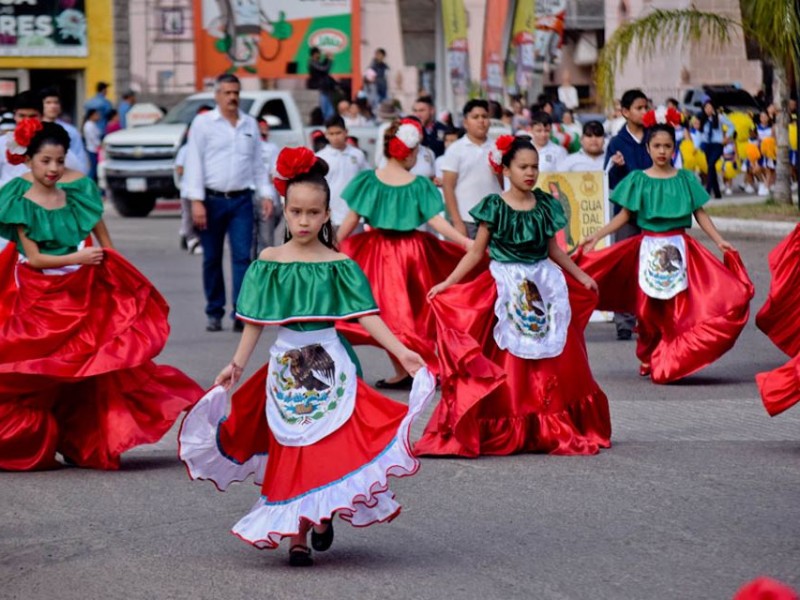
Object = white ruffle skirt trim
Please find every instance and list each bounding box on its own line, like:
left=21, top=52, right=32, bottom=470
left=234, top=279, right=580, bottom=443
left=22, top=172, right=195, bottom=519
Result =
left=179, top=367, right=436, bottom=549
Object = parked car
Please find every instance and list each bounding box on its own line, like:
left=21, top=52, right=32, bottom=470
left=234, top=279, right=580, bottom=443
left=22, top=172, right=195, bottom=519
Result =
left=99, top=91, right=381, bottom=217
left=680, top=85, right=760, bottom=115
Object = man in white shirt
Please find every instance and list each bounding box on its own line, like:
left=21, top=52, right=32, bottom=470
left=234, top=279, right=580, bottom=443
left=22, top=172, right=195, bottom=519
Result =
left=529, top=111, right=568, bottom=173
left=315, top=115, right=369, bottom=228
left=558, top=120, right=606, bottom=172
left=440, top=99, right=502, bottom=238
left=0, top=90, right=85, bottom=187
left=183, top=74, right=270, bottom=333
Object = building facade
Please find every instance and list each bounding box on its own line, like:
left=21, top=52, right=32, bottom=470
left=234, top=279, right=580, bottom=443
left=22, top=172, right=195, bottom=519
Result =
left=0, top=0, right=116, bottom=122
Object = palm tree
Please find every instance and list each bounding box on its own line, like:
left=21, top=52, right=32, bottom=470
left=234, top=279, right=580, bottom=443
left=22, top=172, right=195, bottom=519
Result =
left=596, top=3, right=800, bottom=205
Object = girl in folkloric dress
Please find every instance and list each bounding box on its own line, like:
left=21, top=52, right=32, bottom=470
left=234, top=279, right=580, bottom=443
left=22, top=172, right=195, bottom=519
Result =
left=335, top=118, right=483, bottom=390
left=576, top=109, right=754, bottom=383
left=0, top=120, right=201, bottom=471
left=754, top=224, right=800, bottom=416
left=414, top=135, right=612, bottom=457
left=179, top=148, right=436, bottom=567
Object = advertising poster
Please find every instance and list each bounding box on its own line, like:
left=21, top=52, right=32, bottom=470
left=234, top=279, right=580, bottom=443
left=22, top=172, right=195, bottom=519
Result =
left=440, top=0, right=470, bottom=96
left=194, top=0, right=358, bottom=86
left=504, top=0, right=536, bottom=95
left=535, top=171, right=610, bottom=253
left=0, top=0, right=87, bottom=57
left=480, top=0, right=511, bottom=101
left=533, top=0, right=566, bottom=73
left=536, top=171, right=611, bottom=321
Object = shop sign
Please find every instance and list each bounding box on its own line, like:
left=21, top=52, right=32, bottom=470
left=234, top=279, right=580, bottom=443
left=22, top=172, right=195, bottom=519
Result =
left=0, top=0, right=88, bottom=57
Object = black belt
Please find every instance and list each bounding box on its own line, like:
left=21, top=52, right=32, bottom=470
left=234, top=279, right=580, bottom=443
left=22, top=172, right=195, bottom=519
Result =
left=204, top=187, right=250, bottom=198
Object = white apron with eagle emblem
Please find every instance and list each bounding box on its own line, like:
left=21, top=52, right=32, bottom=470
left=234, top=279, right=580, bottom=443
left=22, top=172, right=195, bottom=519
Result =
left=266, top=327, right=357, bottom=446
left=489, top=260, right=571, bottom=359
left=638, top=234, right=688, bottom=300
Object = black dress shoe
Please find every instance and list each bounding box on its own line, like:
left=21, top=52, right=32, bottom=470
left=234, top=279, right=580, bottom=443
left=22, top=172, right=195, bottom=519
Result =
left=232, top=319, right=244, bottom=333
left=311, top=519, right=334, bottom=552
left=206, top=317, right=222, bottom=332
left=375, top=375, right=413, bottom=390
left=289, top=545, right=313, bottom=567
left=616, top=329, right=632, bottom=341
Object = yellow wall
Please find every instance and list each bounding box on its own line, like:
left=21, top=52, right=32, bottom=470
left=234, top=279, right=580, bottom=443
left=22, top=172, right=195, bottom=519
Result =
left=0, top=1, right=115, bottom=101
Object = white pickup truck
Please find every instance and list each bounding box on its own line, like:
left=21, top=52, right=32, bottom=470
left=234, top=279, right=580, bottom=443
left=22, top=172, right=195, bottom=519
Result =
left=100, top=90, right=380, bottom=217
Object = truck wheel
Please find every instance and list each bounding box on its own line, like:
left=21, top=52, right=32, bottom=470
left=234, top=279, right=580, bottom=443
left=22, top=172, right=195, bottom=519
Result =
left=110, top=192, right=157, bottom=217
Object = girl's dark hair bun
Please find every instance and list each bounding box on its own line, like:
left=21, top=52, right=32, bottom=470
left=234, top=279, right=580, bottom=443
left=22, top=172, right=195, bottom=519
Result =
left=27, top=121, right=71, bottom=157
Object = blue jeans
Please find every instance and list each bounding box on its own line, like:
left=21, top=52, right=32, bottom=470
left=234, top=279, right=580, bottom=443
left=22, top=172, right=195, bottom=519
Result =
left=199, top=191, right=254, bottom=320
left=319, top=91, right=335, bottom=120
left=87, top=151, right=98, bottom=182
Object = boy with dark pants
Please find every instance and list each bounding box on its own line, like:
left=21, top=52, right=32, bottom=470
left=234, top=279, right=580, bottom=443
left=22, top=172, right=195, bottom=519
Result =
left=604, top=89, right=651, bottom=340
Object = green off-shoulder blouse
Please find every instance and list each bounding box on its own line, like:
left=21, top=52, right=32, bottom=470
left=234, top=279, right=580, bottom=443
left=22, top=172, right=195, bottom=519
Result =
left=469, top=190, right=567, bottom=263
left=235, top=259, right=378, bottom=331
left=611, top=169, right=709, bottom=232
left=340, top=170, right=444, bottom=231
left=0, top=176, right=103, bottom=257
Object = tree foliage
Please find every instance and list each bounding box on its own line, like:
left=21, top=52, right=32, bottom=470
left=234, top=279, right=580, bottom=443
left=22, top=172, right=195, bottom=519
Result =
left=596, top=2, right=800, bottom=106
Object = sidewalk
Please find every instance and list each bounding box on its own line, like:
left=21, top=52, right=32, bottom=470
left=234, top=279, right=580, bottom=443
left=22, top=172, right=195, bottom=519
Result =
left=691, top=191, right=799, bottom=236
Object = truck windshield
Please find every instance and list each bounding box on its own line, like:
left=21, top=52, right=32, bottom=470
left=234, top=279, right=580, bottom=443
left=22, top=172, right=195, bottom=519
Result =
left=159, top=98, right=256, bottom=124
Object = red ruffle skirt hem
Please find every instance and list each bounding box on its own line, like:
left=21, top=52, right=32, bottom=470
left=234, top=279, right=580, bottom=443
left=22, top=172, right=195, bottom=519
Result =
left=413, top=269, right=611, bottom=457
left=0, top=248, right=202, bottom=471
left=573, top=232, right=754, bottom=383
left=337, top=229, right=486, bottom=366
left=755, top=224, right=800, bottom=415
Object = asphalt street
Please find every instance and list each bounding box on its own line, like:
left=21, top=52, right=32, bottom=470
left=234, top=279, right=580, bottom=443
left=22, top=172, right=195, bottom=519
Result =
left=1, top=208, right=798, bottom=600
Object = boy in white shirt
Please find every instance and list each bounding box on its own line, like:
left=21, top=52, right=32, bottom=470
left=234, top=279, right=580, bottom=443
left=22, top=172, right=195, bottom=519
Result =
left=558, top=120, right=606, bottom=172
left=440, top=99, right=502, bottom=238
left=529, top=111, right=567, bottom=173
left=254, top=116, right=281, bottom=253
left=315, top=115, right=369, bottom=228
left=82, top=108, right=102, bottom=182
left=434, top=128, right=463, bottom=185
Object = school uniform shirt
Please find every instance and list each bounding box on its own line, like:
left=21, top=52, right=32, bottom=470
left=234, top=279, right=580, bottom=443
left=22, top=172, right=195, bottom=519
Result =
left=604, top=125, right=652, bottom=190
left=182, top=108, right=270, bottom=201
left=439, top=135, right=502, bottom=223
left=261, top=140, right=280, bottom=204
left=558, top=150, right=605, bottom=172
left=536, top=141, right=568, bottom=173
left=83, top=120, right=101, bottom=154
left=316, top=144, right=370, bottom=225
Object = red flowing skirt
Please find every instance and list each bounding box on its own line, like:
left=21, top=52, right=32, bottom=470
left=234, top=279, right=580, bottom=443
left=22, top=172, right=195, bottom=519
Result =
left=755, top=224, right=800, bottom=415
left=218, top=366, right=409, bottom=502
left=414, top=269, right=611, bottom=457
left=573, top=232, right=754, bottom=383
left=337, top=230, right=486, bottom=366
left=0, top=249, right=202, bottom=471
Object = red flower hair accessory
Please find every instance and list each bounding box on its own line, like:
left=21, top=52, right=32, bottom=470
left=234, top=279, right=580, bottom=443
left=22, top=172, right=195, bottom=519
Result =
left=5, top=117, right=43, bottom=166
left=273, top=146, right=317, bottom=197
left=387, top=118, right=423, bottom=161
left=488, top=134, right=516, bottom=174
left=642, top=106, right=682, bottom=129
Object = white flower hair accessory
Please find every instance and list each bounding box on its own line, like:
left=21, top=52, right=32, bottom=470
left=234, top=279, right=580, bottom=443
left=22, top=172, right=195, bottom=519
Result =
left=396, top=121, right=422, bottom=150
left=387, top=118, right=423, bottom=160
left=488, top=135, right=515, bottom=174
left=643, top=106, right=682, bottom=128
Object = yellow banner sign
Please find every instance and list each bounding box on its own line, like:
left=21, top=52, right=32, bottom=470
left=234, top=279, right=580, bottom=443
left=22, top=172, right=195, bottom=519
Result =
left=535, top=171, right=610, bottom=252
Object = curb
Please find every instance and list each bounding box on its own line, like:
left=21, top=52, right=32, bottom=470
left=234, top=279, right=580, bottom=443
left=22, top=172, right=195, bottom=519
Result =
left=692, top=217, right=797, bottom=236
